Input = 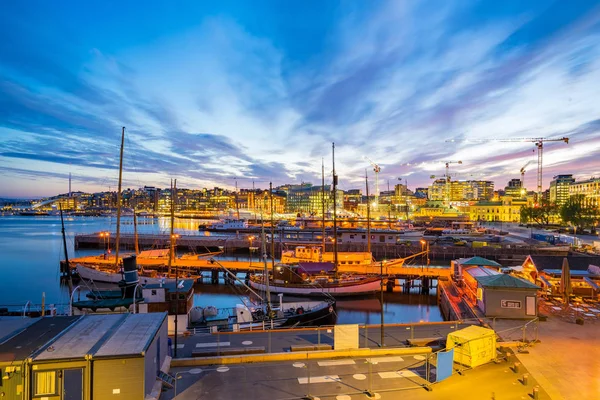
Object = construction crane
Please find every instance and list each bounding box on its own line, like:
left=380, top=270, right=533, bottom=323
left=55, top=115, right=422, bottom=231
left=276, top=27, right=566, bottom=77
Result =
left=363, top=156, right=381, bottom=209
left=519, top=160, right=533, bottom=188
left=446, top=137, right=568, bottom=202
left=442, top=161, right=462, bottom=206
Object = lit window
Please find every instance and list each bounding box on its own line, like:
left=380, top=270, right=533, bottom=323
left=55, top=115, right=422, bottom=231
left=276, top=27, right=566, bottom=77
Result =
left=34, top=371, right=56, bottom=395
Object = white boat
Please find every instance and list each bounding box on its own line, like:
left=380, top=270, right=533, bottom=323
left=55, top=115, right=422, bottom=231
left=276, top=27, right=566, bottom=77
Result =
left=209, top=218, right=249, bottom=230
left=76, top=264, right=180, bottom=285
left=281, top=246, right=373, bottom=266
left=249, top=275, right=381, bottom=296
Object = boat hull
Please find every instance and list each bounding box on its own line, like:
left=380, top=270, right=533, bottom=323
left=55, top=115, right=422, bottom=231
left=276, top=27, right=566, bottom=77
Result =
left=76, top=264, right=178, bottom=285
left=249, top=278, right=381, bottom=296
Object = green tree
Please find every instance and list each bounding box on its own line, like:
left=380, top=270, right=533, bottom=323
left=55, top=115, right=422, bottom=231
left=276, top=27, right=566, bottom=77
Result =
left=560, top=195, right=599, bottom=232
left=520, top=201, right=557, bottom=228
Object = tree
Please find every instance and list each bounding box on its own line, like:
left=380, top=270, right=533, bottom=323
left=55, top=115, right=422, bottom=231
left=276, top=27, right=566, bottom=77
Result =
left=560, top=195, right=599, bottom=232
left=520, top=201, right=558, bottom=228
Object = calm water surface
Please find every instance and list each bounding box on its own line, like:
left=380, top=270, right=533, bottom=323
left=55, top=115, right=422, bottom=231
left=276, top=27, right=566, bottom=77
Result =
left=0, top=216, right=443, bottom=323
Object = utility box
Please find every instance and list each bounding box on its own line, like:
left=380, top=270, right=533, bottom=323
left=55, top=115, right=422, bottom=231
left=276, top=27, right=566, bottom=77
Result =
left=446, top=325, right=496, bottom=368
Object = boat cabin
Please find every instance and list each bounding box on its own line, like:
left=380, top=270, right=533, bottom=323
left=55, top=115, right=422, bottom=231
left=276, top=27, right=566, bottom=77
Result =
left=139, top=279, right=195, bottom=334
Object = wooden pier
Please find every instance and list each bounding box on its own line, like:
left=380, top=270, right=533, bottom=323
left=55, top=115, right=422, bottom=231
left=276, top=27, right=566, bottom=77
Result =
left=75, top=232, right=570, bottom=263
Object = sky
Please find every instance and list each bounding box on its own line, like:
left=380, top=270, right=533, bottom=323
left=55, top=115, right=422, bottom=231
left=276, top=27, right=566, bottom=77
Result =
left=1, top=1, right=600, bottom=198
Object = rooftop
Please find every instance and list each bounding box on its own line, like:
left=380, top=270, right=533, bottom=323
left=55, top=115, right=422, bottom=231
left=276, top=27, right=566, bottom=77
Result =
left=34, top=314, right=126, bottom=361
left=527, top=255, right=600, bottom=271
left=460, top=256, right=502, bottom=267
left=94, top=312, right=166, bottom=358
left=0, top=316, right=80, bottom=362
left=475, top=274, right=540, bottom=290
left=0, top=316, right=40, bottom=343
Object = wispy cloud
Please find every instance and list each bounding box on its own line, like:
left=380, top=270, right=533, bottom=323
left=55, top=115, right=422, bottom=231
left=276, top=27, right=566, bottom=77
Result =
left=1, top=1, right=600, bottom=197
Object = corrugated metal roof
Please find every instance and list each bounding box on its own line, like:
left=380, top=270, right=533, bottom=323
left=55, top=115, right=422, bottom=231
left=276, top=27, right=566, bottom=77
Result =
left=475, top=274, right=540, bottom=290
left=34, top=314, right=125, bottom=361
left=93, top=312, right=166, bottom=358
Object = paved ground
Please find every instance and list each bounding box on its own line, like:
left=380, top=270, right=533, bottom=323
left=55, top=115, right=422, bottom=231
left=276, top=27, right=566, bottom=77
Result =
left=165, top=351, right=550, bottom=400
left=172, top=323, right=477, bottom=357
left=514, top=306, right=600, bottom=400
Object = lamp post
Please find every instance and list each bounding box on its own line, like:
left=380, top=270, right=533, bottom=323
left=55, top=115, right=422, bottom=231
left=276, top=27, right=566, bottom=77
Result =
left=380, top=260, right=384, bottom=347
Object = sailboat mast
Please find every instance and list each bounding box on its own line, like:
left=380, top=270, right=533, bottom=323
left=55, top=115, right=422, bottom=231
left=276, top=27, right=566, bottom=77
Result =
left=168, top=179, right=176, bottom=271
left=59, top=204, right=73, bottom=294
left=133, top=211, right=139, bottom=255
left=261, top=213, right=272, bottom=313
left=270, top=182, right=275, bottom=275
left=114, top=126, right=125, bottom=268
left=321, top=159, right=325, bottom=258
left=366, top=170, right=371, bottom=254
left=332, top=143, right=338, bottom=271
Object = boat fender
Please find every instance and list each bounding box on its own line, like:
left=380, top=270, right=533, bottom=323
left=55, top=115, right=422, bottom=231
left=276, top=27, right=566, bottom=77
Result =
left=297, top=307, right=304, bottom=315
left=328, top=306, right=334, bottom=313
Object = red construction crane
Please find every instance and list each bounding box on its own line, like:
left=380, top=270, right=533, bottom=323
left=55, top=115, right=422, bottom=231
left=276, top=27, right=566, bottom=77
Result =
left=446, top=137, right=569, bottom=201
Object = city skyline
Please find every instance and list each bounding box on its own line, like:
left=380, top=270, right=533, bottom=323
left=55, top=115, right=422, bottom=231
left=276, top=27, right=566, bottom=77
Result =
left=2, top=1, right=600, bottom=197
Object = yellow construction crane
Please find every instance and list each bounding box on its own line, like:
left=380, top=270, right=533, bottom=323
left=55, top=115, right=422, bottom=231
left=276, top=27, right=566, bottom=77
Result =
left=446, top=137, right=569, bottom=201
left=363, top=156, right=381, bottom=209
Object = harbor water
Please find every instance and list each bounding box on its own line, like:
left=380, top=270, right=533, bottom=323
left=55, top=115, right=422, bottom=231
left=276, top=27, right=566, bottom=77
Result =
left=0, top=215, right=443, bottom=323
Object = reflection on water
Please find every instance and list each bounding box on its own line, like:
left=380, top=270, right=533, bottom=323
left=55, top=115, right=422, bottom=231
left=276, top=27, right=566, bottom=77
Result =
left=0, top=216, right=444, bottom=323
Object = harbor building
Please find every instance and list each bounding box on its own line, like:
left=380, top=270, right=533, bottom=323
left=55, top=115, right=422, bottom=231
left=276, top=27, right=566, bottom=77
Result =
left=469, top=197, right=529, bottom=222
left=549, top=174, right=575, bottom=206
left=569, top=177, right=600, bottom=208
left=0, top=313, right=168, bottom=400
left=428, top=180, right=494, bottom=202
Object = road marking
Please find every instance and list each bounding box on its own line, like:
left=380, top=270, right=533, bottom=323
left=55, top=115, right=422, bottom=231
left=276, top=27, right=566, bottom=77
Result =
left=298, top=375, right=340, bottom=384
left=378, top=370, right=419, bottom=379
left=242, top=340, right=253, bottom=345
left=317, top=360, right=356, bottom=367
left=216, top=367, right=229, bottom=373
left=195, top=342, right=231, bottom=348
left=366, top=356, right=404, bottom=364
left=293, top=362, right=305, bottom=368
left=170, top=344, right=185, bottom=349
left=353, top=374, right=367, bottom=380
left=336, top=396, right=351, bottom=400
left=413, top=355, right=426, bottom=361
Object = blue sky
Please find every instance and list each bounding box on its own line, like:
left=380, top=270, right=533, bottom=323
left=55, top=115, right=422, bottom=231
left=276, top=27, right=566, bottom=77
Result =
left=1, top=1, right=600, bottom=197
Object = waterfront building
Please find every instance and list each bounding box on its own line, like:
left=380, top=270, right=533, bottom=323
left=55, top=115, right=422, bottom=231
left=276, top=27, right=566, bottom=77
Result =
left=469, top=197, right=530, bottom=222
left=549, top=174, right=575, bottom=206
left=281, top=183, right=341, bottom=215
left=569, top=177, right=600, bottom=209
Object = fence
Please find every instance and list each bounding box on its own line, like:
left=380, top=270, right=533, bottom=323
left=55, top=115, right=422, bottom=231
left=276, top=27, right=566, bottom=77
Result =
left=170, top=330, right=524, bottom=400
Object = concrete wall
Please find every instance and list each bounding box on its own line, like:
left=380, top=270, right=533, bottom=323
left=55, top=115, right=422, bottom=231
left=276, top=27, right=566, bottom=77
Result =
left=482, top=287, right=537, bottom=318
left=144, top=317, right=168, bottom=396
